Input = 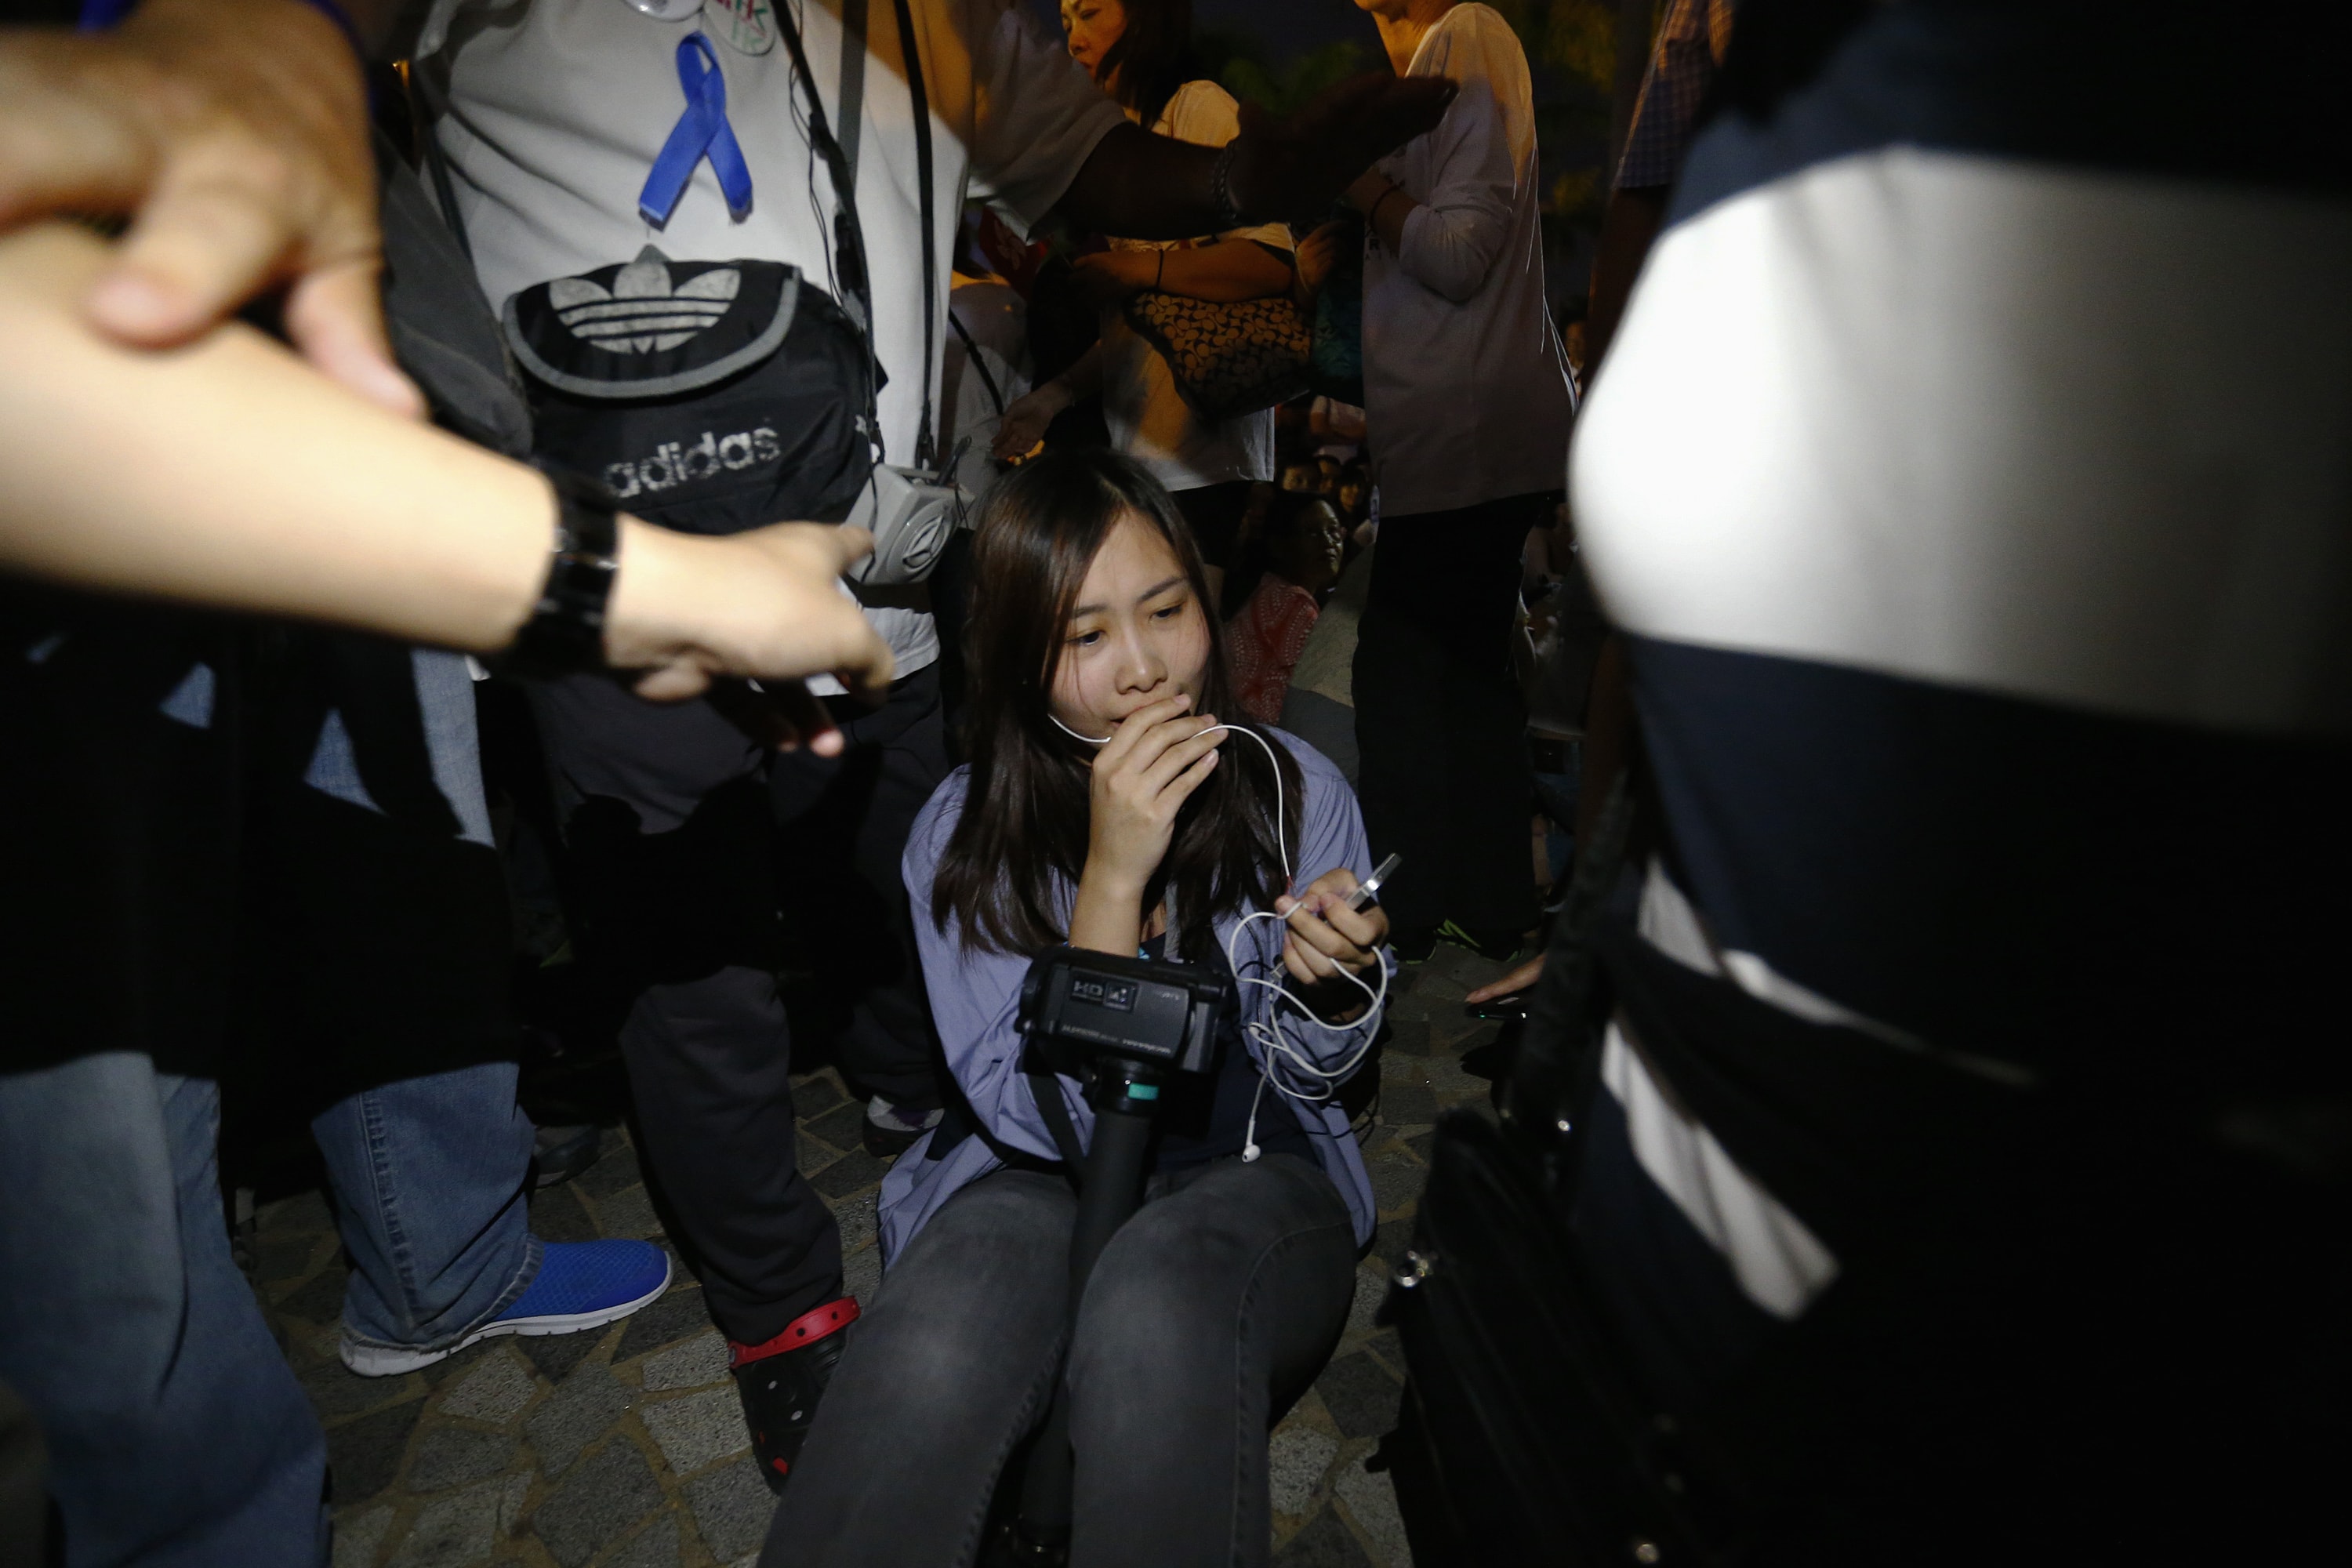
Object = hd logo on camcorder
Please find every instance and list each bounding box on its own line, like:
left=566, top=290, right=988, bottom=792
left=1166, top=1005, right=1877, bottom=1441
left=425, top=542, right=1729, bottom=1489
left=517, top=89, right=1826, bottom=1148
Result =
left=601, top=428, right=782, bottom=500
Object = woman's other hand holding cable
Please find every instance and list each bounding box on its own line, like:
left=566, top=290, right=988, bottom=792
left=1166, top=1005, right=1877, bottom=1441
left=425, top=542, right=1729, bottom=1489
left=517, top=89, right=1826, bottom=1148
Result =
left=1272, top=869, right=1388, bottom=1022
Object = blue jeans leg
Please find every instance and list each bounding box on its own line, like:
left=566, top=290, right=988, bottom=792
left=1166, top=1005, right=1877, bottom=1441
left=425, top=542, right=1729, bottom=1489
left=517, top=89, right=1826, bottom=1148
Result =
left=0, top=1054, right=328, bottom=1568
left=302, top=646, right=537, bottom=1352
left=312, top=1063, right=539, bottom=1352
left=299, top=649, right=494, bottom=846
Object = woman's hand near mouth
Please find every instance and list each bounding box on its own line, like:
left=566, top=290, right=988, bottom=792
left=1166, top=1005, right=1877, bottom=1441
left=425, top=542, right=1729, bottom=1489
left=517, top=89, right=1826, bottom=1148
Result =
left=1068, top=691, right=1227, bottom=955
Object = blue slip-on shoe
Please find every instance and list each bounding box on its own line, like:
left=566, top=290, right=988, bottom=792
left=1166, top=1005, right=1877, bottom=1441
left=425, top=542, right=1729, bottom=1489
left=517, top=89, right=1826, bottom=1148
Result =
left=339, top=1238, right=670, bottom=1377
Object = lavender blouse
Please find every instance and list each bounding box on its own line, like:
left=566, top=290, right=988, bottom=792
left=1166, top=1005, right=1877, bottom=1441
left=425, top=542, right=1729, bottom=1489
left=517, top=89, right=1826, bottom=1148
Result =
left=878, top=731, right=1388, bottom=1266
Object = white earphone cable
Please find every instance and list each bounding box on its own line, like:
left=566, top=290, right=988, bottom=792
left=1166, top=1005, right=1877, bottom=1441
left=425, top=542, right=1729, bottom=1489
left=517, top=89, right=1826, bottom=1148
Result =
left=1047, top=706, right=1387, bottom=1161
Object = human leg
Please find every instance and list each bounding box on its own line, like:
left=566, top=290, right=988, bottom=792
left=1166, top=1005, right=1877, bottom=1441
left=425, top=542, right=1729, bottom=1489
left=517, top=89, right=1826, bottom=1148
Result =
left=532, top=673, right=844, bottom=1343
left=313, top=1061, right=539, bottom=1360
left=0, top=1056, right=327, bottom=1568
left=771, top=666, right=952, bottom=1137
left=1065, top=1154, right=1356, bottom=1568
left=533, top=673, right=852, bottom=1482
left=761, top=1170, right=1076, bottom=1568
left=274, top=641, right=654, bottom=1375
left=1352, top=515, right=1453, bottom=939
left=618, top=967, right=845, bottom=1337
left=1426, top=496, right=1542, bottom=938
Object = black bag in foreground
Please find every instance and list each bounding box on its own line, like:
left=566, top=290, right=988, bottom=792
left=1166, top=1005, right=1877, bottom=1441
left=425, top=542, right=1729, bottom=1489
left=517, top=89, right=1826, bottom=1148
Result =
left=1374, top=784, right=1744, bottom=1566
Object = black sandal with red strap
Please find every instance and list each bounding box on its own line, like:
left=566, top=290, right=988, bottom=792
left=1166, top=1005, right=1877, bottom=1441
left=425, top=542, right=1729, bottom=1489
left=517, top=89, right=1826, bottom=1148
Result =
left=728, top=1297, right=859, bottom=1495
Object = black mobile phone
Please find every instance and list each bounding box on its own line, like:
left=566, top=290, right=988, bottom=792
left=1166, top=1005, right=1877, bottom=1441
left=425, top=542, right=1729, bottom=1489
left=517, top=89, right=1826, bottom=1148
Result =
left=1465, top=996, right=1527, bottom=1022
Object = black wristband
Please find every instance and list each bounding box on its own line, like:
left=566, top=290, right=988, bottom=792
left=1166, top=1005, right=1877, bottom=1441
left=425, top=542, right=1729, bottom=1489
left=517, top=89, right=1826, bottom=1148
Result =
left=501, top=465, right=621, bottom=680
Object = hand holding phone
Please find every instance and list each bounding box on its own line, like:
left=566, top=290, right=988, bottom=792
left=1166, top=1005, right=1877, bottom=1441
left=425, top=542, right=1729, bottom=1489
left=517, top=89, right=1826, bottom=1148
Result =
left=1346, top=853, right=1401, bottom=913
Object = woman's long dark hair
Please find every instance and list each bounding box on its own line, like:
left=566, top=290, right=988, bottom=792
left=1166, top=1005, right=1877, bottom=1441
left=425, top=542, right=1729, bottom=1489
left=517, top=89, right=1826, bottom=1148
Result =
left=933, top=449, right=1300, bottom=960
left=1098, top=0, right=1200, bottom=132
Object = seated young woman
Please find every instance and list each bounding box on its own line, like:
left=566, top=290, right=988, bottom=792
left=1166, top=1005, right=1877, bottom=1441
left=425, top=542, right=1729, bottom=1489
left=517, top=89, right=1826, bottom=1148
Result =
left=764, top=450, right=1392, bottom=1568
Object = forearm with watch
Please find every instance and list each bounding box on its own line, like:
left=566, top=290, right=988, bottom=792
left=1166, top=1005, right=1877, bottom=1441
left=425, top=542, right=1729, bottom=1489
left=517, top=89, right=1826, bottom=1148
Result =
left=0, top=221, right=889, bottom=703
left=1348, top=172, right=1418, bottom=254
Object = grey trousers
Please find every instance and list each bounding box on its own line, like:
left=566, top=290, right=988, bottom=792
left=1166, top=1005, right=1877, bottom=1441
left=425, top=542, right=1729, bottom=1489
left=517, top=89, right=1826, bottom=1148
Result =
left=764, top=1155, right=1357, bottom=1568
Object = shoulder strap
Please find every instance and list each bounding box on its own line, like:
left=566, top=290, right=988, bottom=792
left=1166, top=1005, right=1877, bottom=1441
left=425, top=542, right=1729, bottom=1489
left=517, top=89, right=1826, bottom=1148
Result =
left=771, top=0, right=874, bottom=344
left=947, top=310, right=1008, bottom=416
left=891, top=0, right=940, bottom=469
left=835, top=0, right=868, bottom=191
left=1027, top=1071, right=1087, bottom=1192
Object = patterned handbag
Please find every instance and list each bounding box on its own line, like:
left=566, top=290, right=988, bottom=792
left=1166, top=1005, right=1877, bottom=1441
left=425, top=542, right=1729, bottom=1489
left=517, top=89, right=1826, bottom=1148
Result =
left=1120, top=291, right=1313, bottom=421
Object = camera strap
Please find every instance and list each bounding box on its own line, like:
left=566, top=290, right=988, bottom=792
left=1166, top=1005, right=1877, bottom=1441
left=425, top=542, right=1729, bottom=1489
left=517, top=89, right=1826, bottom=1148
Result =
left=894, top=0, right=941, bottom=470
left=1027, top=1071, right=1088, bottom=1192
left=949, top=310, right=1010, bottom=416
left=771, top=0, right=873, bottom=345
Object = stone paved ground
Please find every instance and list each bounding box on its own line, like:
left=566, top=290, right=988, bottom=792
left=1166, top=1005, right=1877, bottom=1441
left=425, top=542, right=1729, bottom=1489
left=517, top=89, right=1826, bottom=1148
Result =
left=255, top=942, right=1509, bottom=1568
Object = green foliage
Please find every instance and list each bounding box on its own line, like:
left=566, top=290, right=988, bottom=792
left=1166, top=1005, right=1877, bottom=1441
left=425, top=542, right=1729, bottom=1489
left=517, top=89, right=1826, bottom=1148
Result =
left=1483, top=0, right=1619, bottom=93
left=1200, top=31, right=1377, bottom=119
left=1541, top=0, right=1618, bottom=89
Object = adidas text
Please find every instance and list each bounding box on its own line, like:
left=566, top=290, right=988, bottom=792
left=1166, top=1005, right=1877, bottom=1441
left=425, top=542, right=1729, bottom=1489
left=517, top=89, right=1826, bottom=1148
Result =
left=603, top=428, right=781, bottom=499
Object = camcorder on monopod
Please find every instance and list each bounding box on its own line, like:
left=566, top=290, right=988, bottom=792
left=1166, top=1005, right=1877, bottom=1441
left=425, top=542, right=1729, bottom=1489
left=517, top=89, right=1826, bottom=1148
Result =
left=1018, top=946, right=1231, bottom=1080
left=1002, top=945, right=1231, bottom=1566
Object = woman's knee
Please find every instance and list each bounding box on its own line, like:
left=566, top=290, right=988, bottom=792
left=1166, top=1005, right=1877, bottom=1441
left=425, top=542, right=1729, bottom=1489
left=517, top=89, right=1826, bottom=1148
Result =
left=1069, top=1160, right=1354, bottom=1374
left=864, top=1173, right=1074, bottom=1359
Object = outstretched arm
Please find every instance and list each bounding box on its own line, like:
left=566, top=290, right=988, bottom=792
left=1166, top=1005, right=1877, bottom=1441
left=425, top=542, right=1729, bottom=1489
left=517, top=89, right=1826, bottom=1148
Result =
left=0, top=222, right=892, bottom=715
left=1053, top=74, right=1456, bottom=239
left=0, top=0, right=423, bottom=412
left=1065, top=239, right=1293, bottom=309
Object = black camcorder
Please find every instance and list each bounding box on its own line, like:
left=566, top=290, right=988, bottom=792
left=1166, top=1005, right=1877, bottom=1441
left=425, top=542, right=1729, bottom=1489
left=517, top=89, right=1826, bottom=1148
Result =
left=1017, top=945, right=1232, bottom=1080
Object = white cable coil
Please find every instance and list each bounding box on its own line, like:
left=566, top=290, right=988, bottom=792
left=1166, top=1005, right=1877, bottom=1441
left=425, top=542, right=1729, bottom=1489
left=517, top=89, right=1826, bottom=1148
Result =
left=1049, top=712, right=1390, bottom=1160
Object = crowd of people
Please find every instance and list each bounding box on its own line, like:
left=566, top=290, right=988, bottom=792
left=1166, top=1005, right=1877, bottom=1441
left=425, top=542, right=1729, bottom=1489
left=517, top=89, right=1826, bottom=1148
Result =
left=1, top=0, right=2344, bottom=1566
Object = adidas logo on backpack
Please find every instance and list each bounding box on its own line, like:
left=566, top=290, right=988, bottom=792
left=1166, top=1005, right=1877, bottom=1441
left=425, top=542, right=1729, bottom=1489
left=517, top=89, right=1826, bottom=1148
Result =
left=602, top=427, right=784, bottom=500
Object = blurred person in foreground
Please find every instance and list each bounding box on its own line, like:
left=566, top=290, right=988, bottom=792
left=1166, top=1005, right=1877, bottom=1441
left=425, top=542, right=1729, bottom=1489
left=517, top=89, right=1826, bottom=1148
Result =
left=0, top=215, right=887, bottom=1568
left=1438, top=0, right=2351, bottom=1559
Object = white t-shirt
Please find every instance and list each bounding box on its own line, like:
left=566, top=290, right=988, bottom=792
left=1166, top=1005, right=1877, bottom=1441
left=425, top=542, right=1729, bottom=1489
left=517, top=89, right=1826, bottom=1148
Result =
left=421, top=0, right=1126, bottom=676
left=1097, top=80, right=1289, bottom=492
left=1361, top=4, right=1574, bottom=516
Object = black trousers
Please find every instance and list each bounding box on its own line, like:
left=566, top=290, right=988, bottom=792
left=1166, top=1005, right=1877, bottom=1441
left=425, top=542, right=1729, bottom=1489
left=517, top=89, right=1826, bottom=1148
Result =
left=529, top=664, right=949, bottom=1344
left=1352, top=495, right=1547, bottom=937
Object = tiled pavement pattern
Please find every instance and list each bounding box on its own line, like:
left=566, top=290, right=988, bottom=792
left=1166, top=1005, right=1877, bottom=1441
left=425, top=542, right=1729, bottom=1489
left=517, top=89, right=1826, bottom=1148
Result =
left=255, top=943, right=1511, bottom=1568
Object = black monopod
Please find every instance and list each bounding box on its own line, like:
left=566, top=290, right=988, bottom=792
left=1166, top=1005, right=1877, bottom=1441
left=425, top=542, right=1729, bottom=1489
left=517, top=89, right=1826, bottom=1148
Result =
left=1003, top=946, right=1232, bottom=1566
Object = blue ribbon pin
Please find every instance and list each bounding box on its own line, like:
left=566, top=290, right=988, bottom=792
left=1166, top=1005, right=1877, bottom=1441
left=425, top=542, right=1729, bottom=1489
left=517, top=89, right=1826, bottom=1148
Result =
left=638, top=33, right=754, bottom=227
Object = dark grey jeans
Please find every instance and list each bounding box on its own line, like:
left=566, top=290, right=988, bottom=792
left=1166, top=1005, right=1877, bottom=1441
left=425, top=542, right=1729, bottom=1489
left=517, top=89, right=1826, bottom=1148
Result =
left=763, top=1154, right=1358, bottom=1568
